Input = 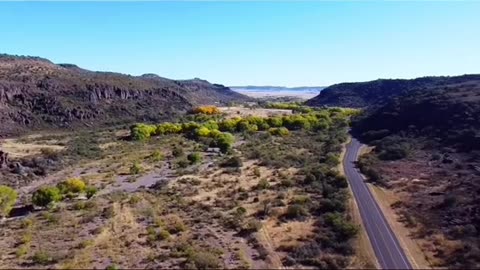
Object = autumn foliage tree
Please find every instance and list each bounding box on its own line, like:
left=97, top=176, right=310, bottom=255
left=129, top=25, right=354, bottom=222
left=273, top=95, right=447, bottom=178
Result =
left=192, top=106, right=220, bottom=115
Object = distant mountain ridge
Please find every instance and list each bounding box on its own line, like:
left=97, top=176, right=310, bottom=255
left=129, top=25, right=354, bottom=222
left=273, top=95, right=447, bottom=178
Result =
left=0, top=54, right=249, bottom=136
left=306, top=74, right=480, bottom=108
left=231, top=86, right=325, bottom=91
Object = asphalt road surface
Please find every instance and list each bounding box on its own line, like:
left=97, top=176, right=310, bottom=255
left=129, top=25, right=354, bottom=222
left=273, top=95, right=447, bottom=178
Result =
left=344, top=138, right=413, bottom=269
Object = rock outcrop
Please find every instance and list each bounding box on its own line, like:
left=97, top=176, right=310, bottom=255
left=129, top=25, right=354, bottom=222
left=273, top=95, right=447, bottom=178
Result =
left=0, top=54, right=250, bottom=136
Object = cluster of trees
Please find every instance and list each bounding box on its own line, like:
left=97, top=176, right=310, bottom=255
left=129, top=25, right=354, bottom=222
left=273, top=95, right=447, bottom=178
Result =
left=191, top=106, right=221, bottom=115
left=131, top=109, right=346, bottom=142
left=31, top=178, right=97, bottom=207
left=264, top=102, right=361, bottom=117
left=356, top=154, right=386, bottom=186
left=373, top=135, right=412, bottom=160
left=130, top=108, right=357, bottom=159
left=130, top=122, right=235, bottom=153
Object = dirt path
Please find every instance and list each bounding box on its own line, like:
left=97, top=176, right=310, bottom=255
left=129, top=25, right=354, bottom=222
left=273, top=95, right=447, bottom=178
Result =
left=257, top=227, right=284, bottom=269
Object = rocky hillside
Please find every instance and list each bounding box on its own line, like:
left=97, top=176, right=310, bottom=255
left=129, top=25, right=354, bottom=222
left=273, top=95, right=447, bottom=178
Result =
left=0, top=54, right=249, bottom=136
left=353, top=79, right=480, bottom=150
left=351, top=78, right=480, bottom=268
left=306, top=74, right=480, bottom=108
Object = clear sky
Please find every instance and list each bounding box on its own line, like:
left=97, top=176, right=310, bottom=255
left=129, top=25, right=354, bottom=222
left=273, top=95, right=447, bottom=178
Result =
left=1, top=1, right=479, bottom=87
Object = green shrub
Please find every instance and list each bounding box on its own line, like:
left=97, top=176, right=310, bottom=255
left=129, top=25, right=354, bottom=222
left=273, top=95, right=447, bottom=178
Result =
left=57, top=178, right=86, bottom=194
left=269, top=127, right=290, bottom=136
left=220, top=156, right=243, bottom=168
left=130, top=123, right=156, bottom=141
left=32, top=187, right=62, bottom=207
left=324, top=212, right=358, bottom=240
left=216, top=132, right=235, bottom=153
left=158, top=229, right=171, bottom=240
left=42, top=212, right=59, bottom=223
left=267, top=117, right=283, bottom=127
left=208, top=129, right=222, bottom=139
left=374, top=136, right=411, bottom=160
left=187, top=251, right=221, bottom=269
left=236, top=120, right=251, bottom=132
left=195, top=127, right=211, bottom=138
left=0, top=185, right=17, bottom=217
left=129, top=162, right=143, bottom=175
left=291, top=196, right=310, bottom=205
left=32, top=250, right=53, bottom=265
left=105, top=264, right=119, bottom=270
left=219, top=118, right=240, bottom=132
left=172, top=146, right=185, bottom=157
left=150, top=150, right=164, bottom=162
left=156, top=122, right=182, bottom=135
left=85, top=186, right=98, bottom=199
left=285, top=204, right=308, bottom=219
left=236, top=206, right=247, bottom=217
left=16, top=245, right=29, bottom=258
left=203, top=120, right=219, bottom=130
left=165, top=215, right=187, bottom=234
left=256, top=179, right=270, bottom=190
left=21, top=232, right=32, bottom=244
left=177, top=158, right=190, bottom=168
left=333, top=175, right=349, bottom=188
left=253, top=167, right=261, bottom=177
left=324, top=153, right=340, bottom=166
left=187, top=152, right=202, bottom=164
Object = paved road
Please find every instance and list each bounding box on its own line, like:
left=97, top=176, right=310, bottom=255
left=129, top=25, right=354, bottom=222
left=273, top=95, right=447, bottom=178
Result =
left=344, top=138, right=412, bottom=269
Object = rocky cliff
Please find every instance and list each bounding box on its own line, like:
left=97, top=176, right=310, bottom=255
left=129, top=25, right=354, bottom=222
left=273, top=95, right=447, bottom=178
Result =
left=0, top=54, right=249, bottom=136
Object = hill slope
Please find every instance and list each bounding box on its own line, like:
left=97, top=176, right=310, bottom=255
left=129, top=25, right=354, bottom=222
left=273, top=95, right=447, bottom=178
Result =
left=306, top=75, right=480, bottom=108
left=353, top=79, right=480, bottom=150
left=0, top=54, right=249, bottom=136
left=350, top=79, right=480, bottom=268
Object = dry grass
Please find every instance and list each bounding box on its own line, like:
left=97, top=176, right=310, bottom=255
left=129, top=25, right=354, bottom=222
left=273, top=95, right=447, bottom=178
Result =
left=1, top=138, right=65, bottom=158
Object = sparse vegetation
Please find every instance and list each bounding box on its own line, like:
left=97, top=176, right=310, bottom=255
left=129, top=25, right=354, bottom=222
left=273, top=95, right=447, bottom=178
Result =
left=0, top=185, right=17, bottom=217
left=0, top=105, right=358, bottom=269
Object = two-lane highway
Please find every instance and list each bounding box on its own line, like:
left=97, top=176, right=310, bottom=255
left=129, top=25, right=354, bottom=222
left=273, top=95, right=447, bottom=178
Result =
left=344, top=138, right=412, bottom=269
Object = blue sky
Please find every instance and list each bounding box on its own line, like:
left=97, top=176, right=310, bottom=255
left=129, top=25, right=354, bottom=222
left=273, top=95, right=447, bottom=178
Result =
left=1, top=2, right=479, bottom=87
